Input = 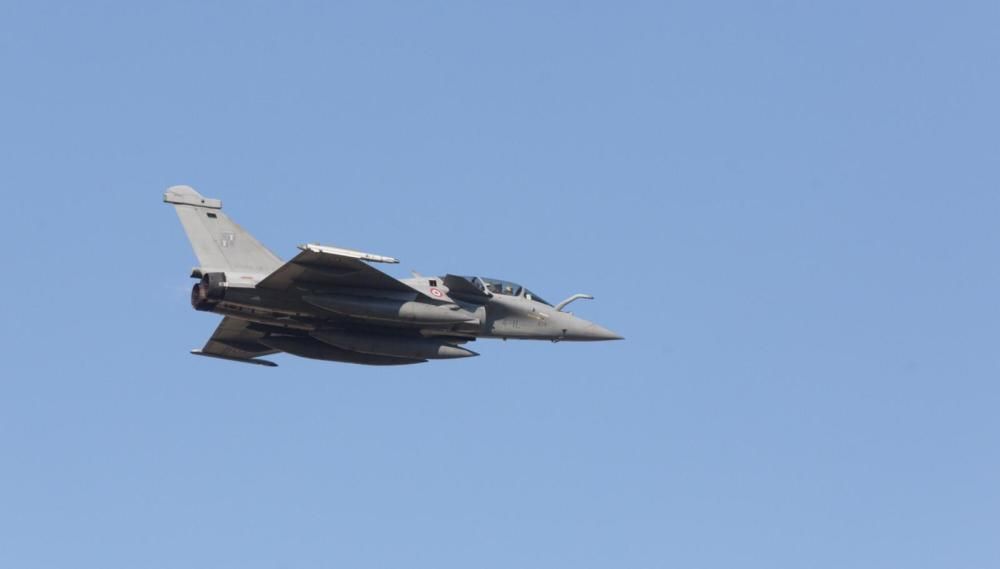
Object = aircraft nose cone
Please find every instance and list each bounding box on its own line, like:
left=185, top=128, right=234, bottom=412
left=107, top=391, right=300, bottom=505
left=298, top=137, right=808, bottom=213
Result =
left=581, top=323, right=624, bottom=341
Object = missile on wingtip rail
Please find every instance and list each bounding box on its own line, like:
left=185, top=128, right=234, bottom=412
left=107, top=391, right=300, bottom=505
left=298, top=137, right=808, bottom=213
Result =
left=299, top=243, right=399, bottom=264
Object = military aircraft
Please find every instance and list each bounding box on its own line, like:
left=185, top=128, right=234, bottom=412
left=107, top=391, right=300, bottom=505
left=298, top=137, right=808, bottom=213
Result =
left=164, top=185, right=622, bottom=366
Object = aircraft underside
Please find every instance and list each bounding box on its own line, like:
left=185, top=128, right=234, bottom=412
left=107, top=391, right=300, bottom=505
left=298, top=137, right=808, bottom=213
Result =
left=198, top=286, right=482, bottom=366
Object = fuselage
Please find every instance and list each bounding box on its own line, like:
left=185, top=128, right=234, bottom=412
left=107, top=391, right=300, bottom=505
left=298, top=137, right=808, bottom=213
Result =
left=166, top=185, right=621, bottom=367
left=196, top=273, right=622, bottom=348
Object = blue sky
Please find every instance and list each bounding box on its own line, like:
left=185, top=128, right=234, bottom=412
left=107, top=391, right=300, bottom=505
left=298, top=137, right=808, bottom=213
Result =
left=1, top=1, right=998, bottom=567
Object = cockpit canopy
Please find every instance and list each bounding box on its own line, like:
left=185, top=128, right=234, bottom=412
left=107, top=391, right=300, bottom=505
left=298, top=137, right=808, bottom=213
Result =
left=460, top=276, right=551, bottom=306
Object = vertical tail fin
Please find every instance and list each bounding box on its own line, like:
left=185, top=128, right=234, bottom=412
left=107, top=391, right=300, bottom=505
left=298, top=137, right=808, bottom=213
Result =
left=163, top=185, right=282, bottom=276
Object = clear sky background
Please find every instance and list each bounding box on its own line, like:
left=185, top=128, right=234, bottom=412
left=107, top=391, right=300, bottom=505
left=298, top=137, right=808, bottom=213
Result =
left=1, top=1, right=997, bottom=567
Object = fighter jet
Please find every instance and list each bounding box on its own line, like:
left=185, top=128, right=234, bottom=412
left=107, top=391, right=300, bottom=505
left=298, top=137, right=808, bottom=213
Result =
left=164, top=185, right=622, bottom=366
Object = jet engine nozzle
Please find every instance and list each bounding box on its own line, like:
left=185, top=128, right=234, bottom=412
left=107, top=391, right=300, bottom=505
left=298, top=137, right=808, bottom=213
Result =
left=191, top=272, right=227, bottom=311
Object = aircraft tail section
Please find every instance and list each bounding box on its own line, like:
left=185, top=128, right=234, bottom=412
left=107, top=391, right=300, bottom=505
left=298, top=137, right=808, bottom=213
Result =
left=164, top=185, right=282, bottom=276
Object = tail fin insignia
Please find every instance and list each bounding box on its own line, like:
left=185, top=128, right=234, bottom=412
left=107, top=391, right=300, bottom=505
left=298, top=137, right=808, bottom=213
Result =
left=164, top=185, right=282, bottom=276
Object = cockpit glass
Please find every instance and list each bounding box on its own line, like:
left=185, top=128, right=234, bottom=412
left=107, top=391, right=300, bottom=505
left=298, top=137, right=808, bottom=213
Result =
left=463, top=276, right=551, bottom=306
left=524, top=289, right=551, bottom=306
left=479, top=277, right=521, bottom=296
